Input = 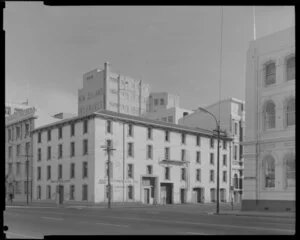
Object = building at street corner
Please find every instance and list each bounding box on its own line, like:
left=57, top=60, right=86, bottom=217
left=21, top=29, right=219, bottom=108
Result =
left=143, top=92, right=194, bottom=124
left=242, top=27, right=295, bottom=212
left=31, top=110, right=233, bottom=206
left=78, top=62, right=150, bottom=117
left=178, top=98, right=245, bottom=203
left=5, top=104, right=60, bottom=203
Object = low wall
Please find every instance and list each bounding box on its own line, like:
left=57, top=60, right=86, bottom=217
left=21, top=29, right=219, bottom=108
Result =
left=241, top=199, right=295, bottom=212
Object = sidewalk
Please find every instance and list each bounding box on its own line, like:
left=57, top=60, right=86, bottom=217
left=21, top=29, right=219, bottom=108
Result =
left=218, top=210, right=295, bottom=219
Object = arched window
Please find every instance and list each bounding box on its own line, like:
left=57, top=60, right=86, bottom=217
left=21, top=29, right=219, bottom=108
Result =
left=285, top=153, right=295, bottom=188
left=265, top=62, right=276, bottom=86
left=263, top=101, right=276, bottom=130
left=286, top=97, right=295, bottom=126
left=286, top=56, right=295, bottom=81
left=264, top=155, right=275, bottom=188
left=234, top=174, right=239, bottom=189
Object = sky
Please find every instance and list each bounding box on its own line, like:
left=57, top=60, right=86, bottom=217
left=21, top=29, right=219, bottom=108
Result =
left=4, top=4, right=294, bottom=115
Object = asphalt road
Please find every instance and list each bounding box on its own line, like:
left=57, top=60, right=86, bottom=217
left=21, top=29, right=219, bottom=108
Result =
left=4, top=205, right=295, bottom=237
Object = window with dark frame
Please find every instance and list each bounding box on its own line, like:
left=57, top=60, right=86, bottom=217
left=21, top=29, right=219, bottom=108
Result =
left=47, top=130, right=51, bottom=141
left=71, top=123, right=75, bottom=136
left=58, top=144, right=63, bottom=159
left=70, top=163, right=75, bottom=179
left=38, top=132, right=41, bottom=143
left=147, top=145, right=153, bottom=159
left=181, top=168, right=186, bottom=181
left=70, top=142, right=75, bottom=157
left=223, top=140, right=227, bottom=150
left=38, top=148, right=41, bottom=161
left=47, top=165, right=51, bottom=180
left=147, top=165, right=153, bottom=175
left=58, top=164, right=62, bottom=179
left=128, top=142, right=134, bottom=157
left=82, top=184, right=88, bottom=200
left=70, top=185, right=75, bottom=200
left=196, top=135, right=200, bottom=146
left=165, top=167, right=170, bottom=180
left=127, top=164, right=134, bottom=179
left=83, top=139, right=88, bottom=155
left=196, top=169, right=201, bottom=181
left=47, top=146, right=51, bottom=160
left=83, top=162, right=88, bottom=178
left=210, top=138, right=214, bottom=148
left=165, top=147, right=170, bottom=160
left=196, top=151, right=201, bottom=163
left=37, top=167, right=41, bottom=180
left=223, top=154, right=227, bottom=166
left=165, top=131, right=169, bottom=142
left=181, top=133, right=186, bottom=144
left=83, top=120, right=88, bottom=134
left=147, top=128, right=152, bottom=140
left=210, top=170, right=214, bottom=182
left=107, top=120, right=112, bottom=133
left=210, top=153, right=214, bottom=165
left=181, top=149, right=185, bottom=161
left=128, top=185, right=134, bottom=200
left=128, top=124, right=133, bottom=137
left=58, top=127, right=62, bottom=139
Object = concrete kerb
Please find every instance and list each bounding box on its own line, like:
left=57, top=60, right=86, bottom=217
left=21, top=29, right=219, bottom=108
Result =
left=217, top=211, right=295, bottom=219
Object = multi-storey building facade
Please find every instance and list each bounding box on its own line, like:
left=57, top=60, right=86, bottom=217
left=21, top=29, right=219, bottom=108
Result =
left=178, top=98, right=245, bottom=203
left=5, top=102, right=32, bottom=117
left=78, top=62, right=150, bottom=117
left=32, top=110, right=233, bottom=205
left=144, top=92, right=194, bottom=124
left=242, top=27, right=295, bottom=211
left=5, top=107, right=58, bottom=202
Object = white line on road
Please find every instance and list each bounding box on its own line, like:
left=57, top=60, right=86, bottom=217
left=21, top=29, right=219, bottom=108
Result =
left=41, top=216, right=63, bottom=221
left=6, top=231, right=40, bottom=239
left=96, top=222, right=129, bottom=228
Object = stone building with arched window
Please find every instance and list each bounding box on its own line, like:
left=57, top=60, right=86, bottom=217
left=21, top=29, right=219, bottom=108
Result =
left=242, top=27, right=295, bottom=212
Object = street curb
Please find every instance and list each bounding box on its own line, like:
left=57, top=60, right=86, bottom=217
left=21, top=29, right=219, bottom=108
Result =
left=217, top=212, right=295, bottom=219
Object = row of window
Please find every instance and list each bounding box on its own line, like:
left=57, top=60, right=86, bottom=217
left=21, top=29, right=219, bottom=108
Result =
left=263, top=97, right=295, bottom=130
left=7, top=122, right=31, bottom=142
left=8, top=142, right=31, bottom=159
left=37, top=162, right=88, bottom=181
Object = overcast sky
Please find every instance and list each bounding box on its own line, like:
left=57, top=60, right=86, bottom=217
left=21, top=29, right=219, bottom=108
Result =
left=4, top=4, right=294, bottom=115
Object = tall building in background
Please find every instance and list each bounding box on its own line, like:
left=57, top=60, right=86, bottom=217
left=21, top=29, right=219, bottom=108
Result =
left=144, top=92, right=194, bottom=124
left=78, top=62, right=150, bottom=117
left=178, top=98, right=245, bottom=203
left=242, top=27, right=295, bottom=212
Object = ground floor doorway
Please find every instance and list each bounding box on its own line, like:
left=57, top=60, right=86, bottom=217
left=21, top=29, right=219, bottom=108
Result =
left=58, top=185, right=64, bottom=204
left=160, top=183, right=173, bottom=204
left=142, top=177, right=157, bottom=204
left=193, top=187, right=204, bottom=203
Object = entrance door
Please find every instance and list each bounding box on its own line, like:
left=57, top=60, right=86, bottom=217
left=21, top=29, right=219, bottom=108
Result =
left=144, top=188, right=150, bottom=204
left=180, top=189, right=186, bottom=204
left=160, top=183, right=173, bottom=204
left=59, top=185, right=64, bottom=204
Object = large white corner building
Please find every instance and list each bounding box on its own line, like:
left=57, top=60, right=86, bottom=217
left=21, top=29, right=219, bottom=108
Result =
left=78, top=62, right=150, bottom=117
left=242, top=27, right=295, bottom=211
left=178, top=98, right=245, bottom=203
left=31, top=110, right=233, bottom=205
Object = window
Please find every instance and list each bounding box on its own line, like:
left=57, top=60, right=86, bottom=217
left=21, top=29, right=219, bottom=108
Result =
left=47, top=146, right=51, bottom=160
left=71, top=123, right=75, bottom=136
left=127, top=164, right=134, bottom=179
left=8, top=163, right=12, bottom=175
left=181, top=133, right=186, bottom=144
left=147, top=145, right=153, bottom=159
left=234, top=122, right=238, bottom=135
left=234, top=174, right=239, bottom=188
left=58, top=164, right=62, bottom=180
left=167, top=116, right=173, bottom=123
left=16, top=163, right=21, bottom=176
left=106, top=120, right=112, bottom=133
left=58, top=144, right=63, bottom=159
left=196, top=151, right=201, bottom=164
left=8, top=129, right=12, bottom=141
left=223, top=155, right=227, bottom=166
left=285, top=153, right=295, bottom=188
left=128, top=124, right=133, bottom=137
left=223, top=171, right=227, bottom=182
left=210, top=138, right=214, bottom=148
left=147, top=128, right=152, bottom=140
left=37, top=186, right=41, bottom=199
left=16, top=126, right=20, bottom=139
left=234, top=146, right=238, bottom=160
left=181, top=168, right=186, bottom=181
left=83, top=120, right=88, bottom=134
left=196, top=169, right=201, bottom=181
left=286, top=56, right=295, bottom=81
left=223, top=140, right=227, bottom=150
left=83, top=139, right=88, bottom=155
left=264, top=155, right=275, bottom=188
left=47, top=130, right=51, bottom=141
left=123, top=185, right=133, bottom=201
left=127, top=142, right=134, bottom=157
left=37, top=148, right=41, bottom=161
left=165, top=147, right=170, bottom=160
left=82, top=184, right=88, bottom=201
left=70, top=142, right=75, bottom=157
left=70, top=185, right=75, bottom=200
left=286, top=98, right=295, bottom=126
left=265, top=62, right=276, bottom=86
left=58, top=127, right=62, bottom=139
left=16, top=144, right=21, bottom=156
left=196, top=136, right=200, bottom=146
left=165, top=167, right=170, bottom=180
left=210, top=153, right=214, bottom=165
left=25, top=124, right=30, bottom=138
left=47, top=185, right=51, bottom=199
left=38, top=132, right=41, bottom=143
left=165, top=131, right=169, bottom=142
left=83, top=162, right=88, bottom=178
left=37, top=167, right=41, bottom=180
left=8, top=146, right=12, bottom=159
left=210, top=170, right=215, bottom=182
left=160, top=98, right=164, bottom=105
left=47, top=165, right=51, bottom=180
left=147, top=165, right=153, bottom=175
left=154, top=99, right=159, bottom=106
left=181, top=149, right=186, bottom=161
left=25, top=142, right=30, bottom=155
left=210, top=189, right=216, bottom=202
left=70, top=163, right=75, bottom=179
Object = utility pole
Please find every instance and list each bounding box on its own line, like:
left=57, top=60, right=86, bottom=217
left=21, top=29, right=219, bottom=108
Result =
left=101, top=143, right=115, bottom=209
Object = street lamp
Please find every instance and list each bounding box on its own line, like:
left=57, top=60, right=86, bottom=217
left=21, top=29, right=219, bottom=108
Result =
left=198, top=107, right=221, bottom=215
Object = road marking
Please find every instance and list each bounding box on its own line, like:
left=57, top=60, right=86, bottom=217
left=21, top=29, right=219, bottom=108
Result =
left=96, top=222, right=129, bottom=228
left=6, top=231, right=40, bottom=239
left=41, top=216, right=63, bottom=221
left=185, top=232, right=210, bottom=235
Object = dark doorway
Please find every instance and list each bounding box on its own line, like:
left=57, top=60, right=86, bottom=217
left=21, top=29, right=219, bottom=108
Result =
left=180, top=188, right=186, bottom=204
left=144, top=188, right=150, bottom=204
left=58, top=185, right=64, bottom=204
left=160, top=183, right=173, bottom=204
left=193, top=187, right=204, bottom=203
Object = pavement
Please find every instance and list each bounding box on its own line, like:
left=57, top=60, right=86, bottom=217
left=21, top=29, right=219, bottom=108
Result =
left=4, top=203, right=295, bottom=237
